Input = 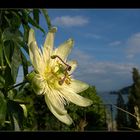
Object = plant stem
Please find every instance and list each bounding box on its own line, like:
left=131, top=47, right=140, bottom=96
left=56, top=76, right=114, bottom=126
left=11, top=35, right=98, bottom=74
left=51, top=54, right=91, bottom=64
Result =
left=7, top=80, right=28, bottom=92
left=111, top=104, right=137, bottom=119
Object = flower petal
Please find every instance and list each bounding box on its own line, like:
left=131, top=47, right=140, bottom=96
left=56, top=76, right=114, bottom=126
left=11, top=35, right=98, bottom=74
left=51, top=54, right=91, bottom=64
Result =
left=67, top=79, right=89, bottom=93
left=67, top=60, right=77, bottom=74
left=45, top=94, right=73, bottom=125
left=60, top=85, right=93, bottom=107
left=29, top=42, right=45, bottom=73
left=28, top=28, right=36, bottom=47
left=42, top=47, right=50, bottom=65
left=45, top=88, right=67, bottom=115
left=53, top=38, right=74, bottom=61
left=43, top=27, right=57, bottom=56
left=31, top=74, right=45, bottom=95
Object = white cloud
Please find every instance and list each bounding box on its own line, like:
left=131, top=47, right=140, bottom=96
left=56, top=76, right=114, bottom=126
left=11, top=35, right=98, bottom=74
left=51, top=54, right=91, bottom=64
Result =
left=126, top=32, right=140, bottom=58
left=17, top=48, right=138, bottom=92
left=52, top=16, right=89, bottom=27
left=109, top=41, right=121, bottom=46
left=85, top=33, right=102, bottom=39
left=70, top=49, right=137, bottom=92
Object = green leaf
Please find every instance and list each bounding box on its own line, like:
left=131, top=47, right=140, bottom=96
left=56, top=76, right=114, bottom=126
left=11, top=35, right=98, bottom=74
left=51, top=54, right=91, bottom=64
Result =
left=13, top=115, right=20, bottom=131
left=10, top=11, right=21, bottom=29
left=21, top=9, right=45, bottom=39
left=22, top=23, right=30, bottom=44
left=0, top=43, right=4, bottom=66
left=28, top=15, right=45, bottom=34
left=21, top=52, right=28, bottom=77
left=11, top=46, right=22, bottom=83
left=0, top=91, right=7, bottom=125
left=7, top=100, right=24, bottom=130
left=4, top=15, right=11, bottom=27
left=0, top=75, right=5, bottom=88
left=33, top=9, right=40, bottom=25
left=42, top=9, right=52, bottom=30
left=21, top=9, right=29, bottom=25
left=26, top=71, right=35, bottom=82
left=2, top=28, right=23, bottom=43
left=2, top=28, right=23, bottom=70
left=3, top=41, right=14, bottom=68
left=4, top=65, right=14, bottom=87
left=20, top=104, right=27, bottom=118
left=7, top=89, right=17, bottom=100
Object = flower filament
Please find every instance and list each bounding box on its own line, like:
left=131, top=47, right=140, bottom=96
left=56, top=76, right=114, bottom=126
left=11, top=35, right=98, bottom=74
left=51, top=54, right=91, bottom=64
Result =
left=51, top=55, right=71, bottom=85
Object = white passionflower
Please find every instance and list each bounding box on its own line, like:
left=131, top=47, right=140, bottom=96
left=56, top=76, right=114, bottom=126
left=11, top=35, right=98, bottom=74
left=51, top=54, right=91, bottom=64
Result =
left=26, top=27, right=93, bottom=125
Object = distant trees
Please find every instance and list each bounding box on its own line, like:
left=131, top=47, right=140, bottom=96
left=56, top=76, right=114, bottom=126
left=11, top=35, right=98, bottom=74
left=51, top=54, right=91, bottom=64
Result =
left=127, top=68, right=140, bottom=129
left=113, top=67, right=140, bottom=130
left=116, top=92, right=127, bottom=130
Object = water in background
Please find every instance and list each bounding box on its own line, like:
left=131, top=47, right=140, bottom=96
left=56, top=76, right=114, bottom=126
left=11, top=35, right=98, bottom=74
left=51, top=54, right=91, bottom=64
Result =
left=97, top=91, right=128, bottom=105
left=97, top=91, right=129, bottom=122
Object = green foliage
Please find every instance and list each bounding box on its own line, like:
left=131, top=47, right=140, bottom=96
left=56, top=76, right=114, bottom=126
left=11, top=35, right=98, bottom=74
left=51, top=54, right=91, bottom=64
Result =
left=116, top=92, right=128, bottom=130
left=71, top=86, right=106, bottom=131
left=21, top=86, right=106, bottom=131
left=11, top=46, right=22, bottom=83
left=0, top=75, right=5, bottom=88
left=42, top=9, right=52, bottom=30
left=0, top=91, right=7, bottom=126
left=0, top=9, right=51, bottom=130
left=7, top=99, right=24, bottom=130
left=13, top=84, right=38, bottom=131
left=127, top=67, right=140, bottom=129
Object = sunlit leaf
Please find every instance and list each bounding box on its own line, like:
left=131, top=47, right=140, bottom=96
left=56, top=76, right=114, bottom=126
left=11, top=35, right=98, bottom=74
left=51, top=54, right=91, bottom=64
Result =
left=7, top=89, right=17, bottom=100
left=20, top=104, right=27, bottom=118
left=13, top=116, right=20, bottom=131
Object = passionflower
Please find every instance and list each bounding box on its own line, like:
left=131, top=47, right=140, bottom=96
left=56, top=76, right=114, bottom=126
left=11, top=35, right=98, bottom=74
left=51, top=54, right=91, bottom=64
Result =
left=26, top=27, right=93, bottom=125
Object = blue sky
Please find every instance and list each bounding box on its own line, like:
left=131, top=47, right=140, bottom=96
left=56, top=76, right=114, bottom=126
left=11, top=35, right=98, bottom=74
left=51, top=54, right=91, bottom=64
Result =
left=18, top=9, right=140, bottom=92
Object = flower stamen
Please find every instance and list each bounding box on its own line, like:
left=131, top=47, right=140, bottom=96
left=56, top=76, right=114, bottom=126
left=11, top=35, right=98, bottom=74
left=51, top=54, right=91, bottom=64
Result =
left=59, top=71, right=68, bottom=85
left=51, top=55, right=71, bottom=71
left=51, top=55, right=71, bottom=85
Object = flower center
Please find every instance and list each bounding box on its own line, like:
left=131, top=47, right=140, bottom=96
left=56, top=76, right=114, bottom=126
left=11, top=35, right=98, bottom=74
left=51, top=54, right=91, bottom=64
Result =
left=44, top=55, right=71, bottom=86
